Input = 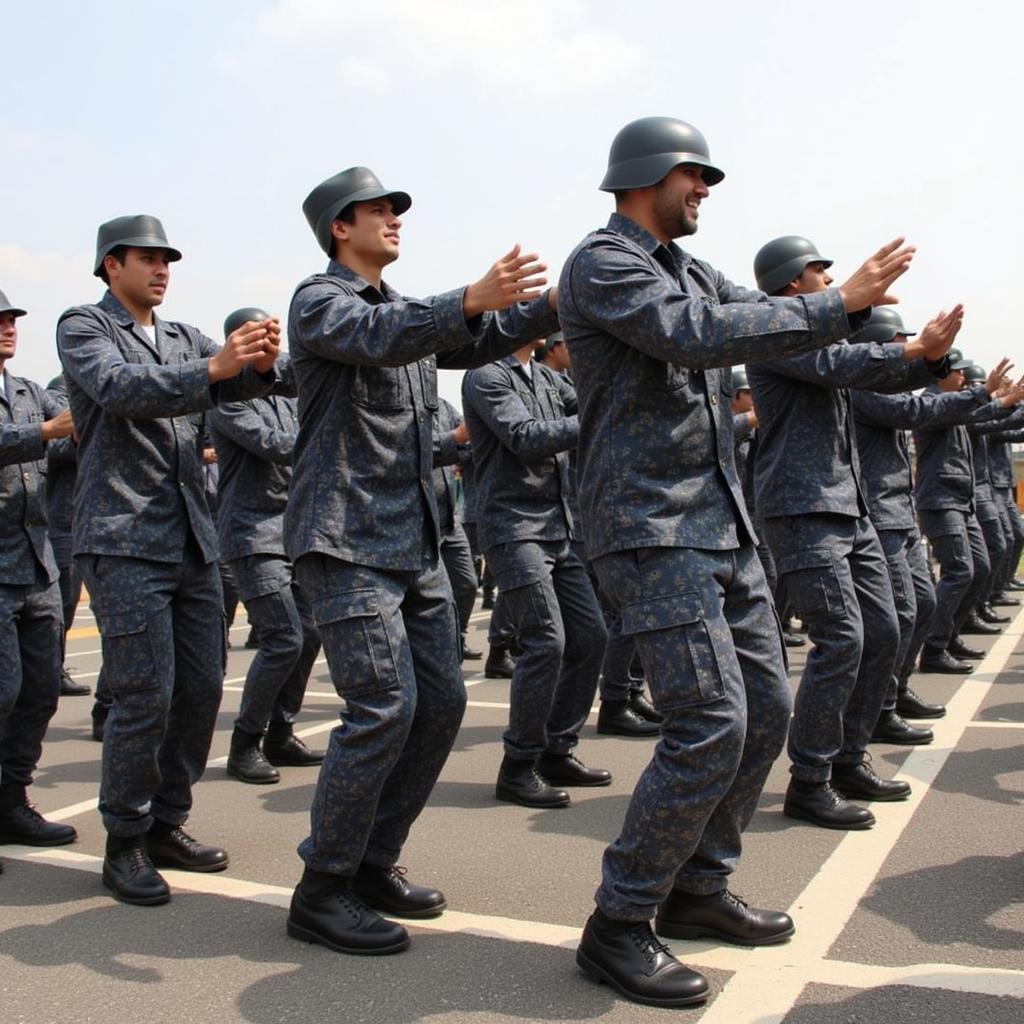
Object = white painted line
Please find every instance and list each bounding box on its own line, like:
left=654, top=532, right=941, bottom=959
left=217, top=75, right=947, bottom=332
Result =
left=695, top=607, right=1024, bottom=1024
left=964, top=721, right=1024, bottom=729
left=44, top=797, right=99, bottom=821
left=5, top=847, right=1022, bottom=1002
left=804, top=959, right=1024, bottom=999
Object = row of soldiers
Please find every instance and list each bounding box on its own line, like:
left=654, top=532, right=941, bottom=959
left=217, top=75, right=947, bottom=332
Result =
left=0, top=115, right=1020, bottom=1009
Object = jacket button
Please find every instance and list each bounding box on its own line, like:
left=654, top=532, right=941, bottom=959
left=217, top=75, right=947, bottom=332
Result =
left=710, top=394, right=718, bottom=406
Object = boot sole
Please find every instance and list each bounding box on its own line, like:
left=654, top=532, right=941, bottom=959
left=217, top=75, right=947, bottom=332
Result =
left=102, top=868, right=171, bottom=906
left=226, top=765, right=281, bottom=785
left=495, top=787, right=570, bottom=808
left=596, top=724, right=660, bottom=737
left=539, top=777, right=613, bottom=788
left=264, top=757, right=323, bottom=768
left=286, top=919, right=410, bottom=955
left=831, top=786, right=910, bottom=803
left=0, top=831, right=77, bottom=847
left=352, top=897, right=447, bottom=920
left=575, top=948, right=708, bottom=1007
left=148, top=857, right=230, bottom=873
left=783, top=805, right=874, bottom=830
left=654, top=920, right=795, bottom=946
left=869, top=735, right=933, bottom=746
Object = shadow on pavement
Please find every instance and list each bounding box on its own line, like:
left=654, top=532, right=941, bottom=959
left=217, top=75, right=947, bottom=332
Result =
left=860, top=852, right=1024, bottom=953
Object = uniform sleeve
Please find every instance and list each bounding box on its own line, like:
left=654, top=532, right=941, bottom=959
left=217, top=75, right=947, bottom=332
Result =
left=756, top=341, right=928, bottom=391
left=563, top=235, right=852, bottom=369
left=463, top=364, right=578, bottom=461
left=57, top=308, right=217, bottom=419
left=0, top=420, right=45, bottom=465
left=209, top=401, right=295, bottom=464
left=851, top=386, right=992, bottom=430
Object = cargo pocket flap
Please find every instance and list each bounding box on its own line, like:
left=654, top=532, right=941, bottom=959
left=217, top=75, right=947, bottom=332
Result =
left=312, top=588, right=379, bottom=628
left=96, top=608, right=148, bottom=638
left=774, top=546, right=833, bottom=575
left=621, top=591, right=703, bottom=636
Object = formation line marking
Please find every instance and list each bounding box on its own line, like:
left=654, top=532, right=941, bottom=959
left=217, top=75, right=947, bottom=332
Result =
left=695, top=609, right=1024, bottom=1024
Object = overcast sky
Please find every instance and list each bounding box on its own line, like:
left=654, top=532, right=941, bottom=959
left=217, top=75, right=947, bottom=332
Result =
left=3, top=0, right=1021, bottom=404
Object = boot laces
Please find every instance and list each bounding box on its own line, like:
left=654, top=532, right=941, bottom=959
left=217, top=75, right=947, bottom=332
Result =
left=720, top=889, right=749, bottom=911
left=628, top=922, right=671, bottom=962
left=126, top=844, right=156, bottom=877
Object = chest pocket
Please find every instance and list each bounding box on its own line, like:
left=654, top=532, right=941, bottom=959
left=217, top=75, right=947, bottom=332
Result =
left=350, top=366, right=407, bottom=411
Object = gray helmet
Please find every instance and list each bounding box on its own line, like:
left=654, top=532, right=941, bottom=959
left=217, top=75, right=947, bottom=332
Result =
left=851, top=306, right=918, bottom=344
left=224, top=307, right=270, bottom=339
left=303, top=167, right=412, bottom=256
left=537, top=330, right=565, bottom=357
left=962, top=362, right=986, bottom=383
left=599, top=117, right=724, bottom=192
left=753, top=236, right=833, bottom=295
left=731, top=367, right=749, bottom=392
left=93, top=215, right=182, bottom=277
left=947, top=347, right=972, bottom=371
left=0, top=288, right=27, bottom=318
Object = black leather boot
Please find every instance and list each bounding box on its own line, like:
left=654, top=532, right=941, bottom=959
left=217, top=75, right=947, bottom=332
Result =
left=831, top=760, right=911, bottom=801
left=655, top=888, right=794, bottom=946
left=351, top=863, right=446, bottom=918
left=577, top=910, right=709, bottom=1008
left=537, top=752, right=612, bottom=787
left=226, top=726, right=280, bottom=784
left=495, top=755, right=570, bottom=807
left=484, top=645, right=515, bottom=678
left=0, top=787, right=77, bottom=846
left=60, top=667, right=91, bottom=696
left=596, top=699, right=660, bottom=737
left=919, top=646, right=971, bottom=673
left=783, top=778, right=875, bottom=830
left=961, top=613, right=1001, bottom=635
left=871, top=709, right=933, bottom=746
left=896, top=685, right=946, bottom=719
left=948, top=637, right=984, bottom=660
left=288, top=869, right=410, bottom=955
left=103, top=835, right=170, bottom=905
left=264, top=722, right=324, bottom=767
left=628, top=689, right=663, bottom=724
left=146, top=822, right=229, bottom=872
left=977, top=604, right=1011, bottom=624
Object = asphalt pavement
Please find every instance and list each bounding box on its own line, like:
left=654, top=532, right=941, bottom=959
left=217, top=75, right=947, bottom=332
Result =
left=2, top=599, right=1021, bottom=1023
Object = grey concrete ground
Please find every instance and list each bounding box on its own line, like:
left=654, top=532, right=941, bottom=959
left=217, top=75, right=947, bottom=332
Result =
left=1, top=599, right=1021, bottom=1023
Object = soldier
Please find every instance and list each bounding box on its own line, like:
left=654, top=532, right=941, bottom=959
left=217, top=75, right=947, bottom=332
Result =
left=0, top=290, right=78, bottom=871
left=850, top=313, right=1018, bottom=712
left=283, top=166, right=558, bottom=956
left=729, top=368, right=803, bottom=649
left=210, top=309, right=323, bottom=785
left=913, top=353, right=1005, bottom=667
left=534, top=334, right=659, bottom=738
left=43, top=374, right=90, bottom=697
left=57, top=216, right=281, bottom=905
left=432, top=397, right=482, bottom=661
left=749, top=236, right=961, bottom=830
left=463, top=339, right=609, bottom=808
left=983, top=414, right=1024, bottom=596
left=964, top=364, right=1019, bottom=628
left=560, top=116, right=913, bottom=1008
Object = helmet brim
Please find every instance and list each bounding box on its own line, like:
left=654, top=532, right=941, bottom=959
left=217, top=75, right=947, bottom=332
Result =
left=599, top=152, right=725, bottom=192
left=93, top=239, right=183, bottom=277
left=314, top=188, right=412, bottom=255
